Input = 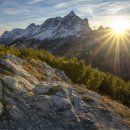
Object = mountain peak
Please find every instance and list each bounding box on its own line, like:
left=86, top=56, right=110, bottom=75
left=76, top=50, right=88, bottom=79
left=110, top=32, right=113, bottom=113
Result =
left=27, top=23, right=36, bottom=29
left=0, top=11, right=91, bottom=44
left=67, top=11, right=76, bottom=17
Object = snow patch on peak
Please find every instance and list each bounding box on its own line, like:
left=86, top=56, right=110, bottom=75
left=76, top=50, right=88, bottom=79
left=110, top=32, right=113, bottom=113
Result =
left=26, top=23, right=37, bottom=30
left=0, top=11, right=91, bottom=44
left=0, top=29, right=24, bottom=43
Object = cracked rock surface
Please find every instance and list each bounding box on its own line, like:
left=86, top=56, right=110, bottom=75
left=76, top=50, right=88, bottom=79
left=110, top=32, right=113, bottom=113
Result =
left=0, top=54, right=129, bottom=130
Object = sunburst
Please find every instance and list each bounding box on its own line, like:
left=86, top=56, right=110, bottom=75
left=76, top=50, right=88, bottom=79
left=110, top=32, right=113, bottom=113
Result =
left=93, top=18, right=130, bottom=76
left=110, top=19, right=129, bottom=35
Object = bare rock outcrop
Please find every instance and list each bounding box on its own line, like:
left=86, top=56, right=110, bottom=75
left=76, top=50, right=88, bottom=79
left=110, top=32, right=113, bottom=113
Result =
left=0, top=54, right=129, bottom=130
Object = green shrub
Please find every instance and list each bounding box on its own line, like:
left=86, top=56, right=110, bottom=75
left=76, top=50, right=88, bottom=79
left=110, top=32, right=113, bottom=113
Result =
left=0, top=46, right=129, bottom=105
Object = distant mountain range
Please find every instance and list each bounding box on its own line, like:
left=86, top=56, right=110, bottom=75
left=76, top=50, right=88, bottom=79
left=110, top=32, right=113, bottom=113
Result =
left=0, top=11, right=91, bottom=45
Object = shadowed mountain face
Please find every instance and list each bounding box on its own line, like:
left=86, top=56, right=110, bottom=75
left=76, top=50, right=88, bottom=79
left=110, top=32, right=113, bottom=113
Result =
left=7, top=29, right=130, bottom=81
left=58, top=29, right=130, bottom=81
left=0, top=11, right=130, bottom=80
left=0, top=54, right=129, bottom=130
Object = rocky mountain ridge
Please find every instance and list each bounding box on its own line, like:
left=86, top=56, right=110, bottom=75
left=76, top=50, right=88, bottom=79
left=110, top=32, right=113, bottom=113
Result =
left=0, top=11, right=91, bottom=45
left=0, top=54, right=129, bottom=130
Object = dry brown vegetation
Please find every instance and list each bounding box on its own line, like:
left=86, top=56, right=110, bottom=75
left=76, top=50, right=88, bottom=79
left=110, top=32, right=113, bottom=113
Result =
left=73, top=84, right=89, bottom=94
left=122, top=119, right=130, bottom=128
left=100, top=96, right=130, bottom=128
left=22, top=60, right=46, bottom=81
left=82, top=96, right=94, bottom=103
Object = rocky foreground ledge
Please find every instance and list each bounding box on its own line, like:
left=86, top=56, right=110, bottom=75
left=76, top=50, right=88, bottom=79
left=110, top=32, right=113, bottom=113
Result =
left=0, top=54, right=129, bottom=130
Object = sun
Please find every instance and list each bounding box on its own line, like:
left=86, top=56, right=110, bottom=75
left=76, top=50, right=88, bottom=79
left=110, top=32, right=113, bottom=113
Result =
left=110, top=19, right=129, bottom=35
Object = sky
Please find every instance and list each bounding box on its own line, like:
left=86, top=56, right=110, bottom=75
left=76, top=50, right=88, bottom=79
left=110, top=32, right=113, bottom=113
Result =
left=0, top=0, right=130, bottom=35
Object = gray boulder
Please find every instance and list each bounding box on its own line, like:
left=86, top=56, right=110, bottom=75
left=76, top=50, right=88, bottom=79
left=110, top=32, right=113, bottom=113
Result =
left=0, top=54, right=129, bottom=130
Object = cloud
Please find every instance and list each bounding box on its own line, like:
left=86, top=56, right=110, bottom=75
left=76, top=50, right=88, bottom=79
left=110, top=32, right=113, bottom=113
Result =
left=1, top=7, right=31, bottom=15
left=0, top=0, right=130, bottom=35
left=29, top=0, right=45, bottom=4
left=54, top=3, right=67, bottom=8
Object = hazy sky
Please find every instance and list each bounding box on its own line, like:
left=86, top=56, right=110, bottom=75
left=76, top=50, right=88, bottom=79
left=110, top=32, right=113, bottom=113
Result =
left=0, top=0, right=130, bottom=35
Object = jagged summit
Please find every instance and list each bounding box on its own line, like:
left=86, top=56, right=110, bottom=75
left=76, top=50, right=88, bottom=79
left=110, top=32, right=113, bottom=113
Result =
left=26, top=23, right=36, bottom=30
left=0, top=11, right=91, bottom=44
left=64, top=11, right=80, bottom=20
left=66, top=10, right=76, bottom=17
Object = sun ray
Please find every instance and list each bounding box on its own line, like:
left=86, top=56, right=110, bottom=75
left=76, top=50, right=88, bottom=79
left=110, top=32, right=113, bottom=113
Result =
left=106, top=35, right=117, bottom=56
left=93, top=18, right=130, bottom=77
left=93, top=31, right=114, bottom=56
left=113, top=36, right=121, bottom=74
